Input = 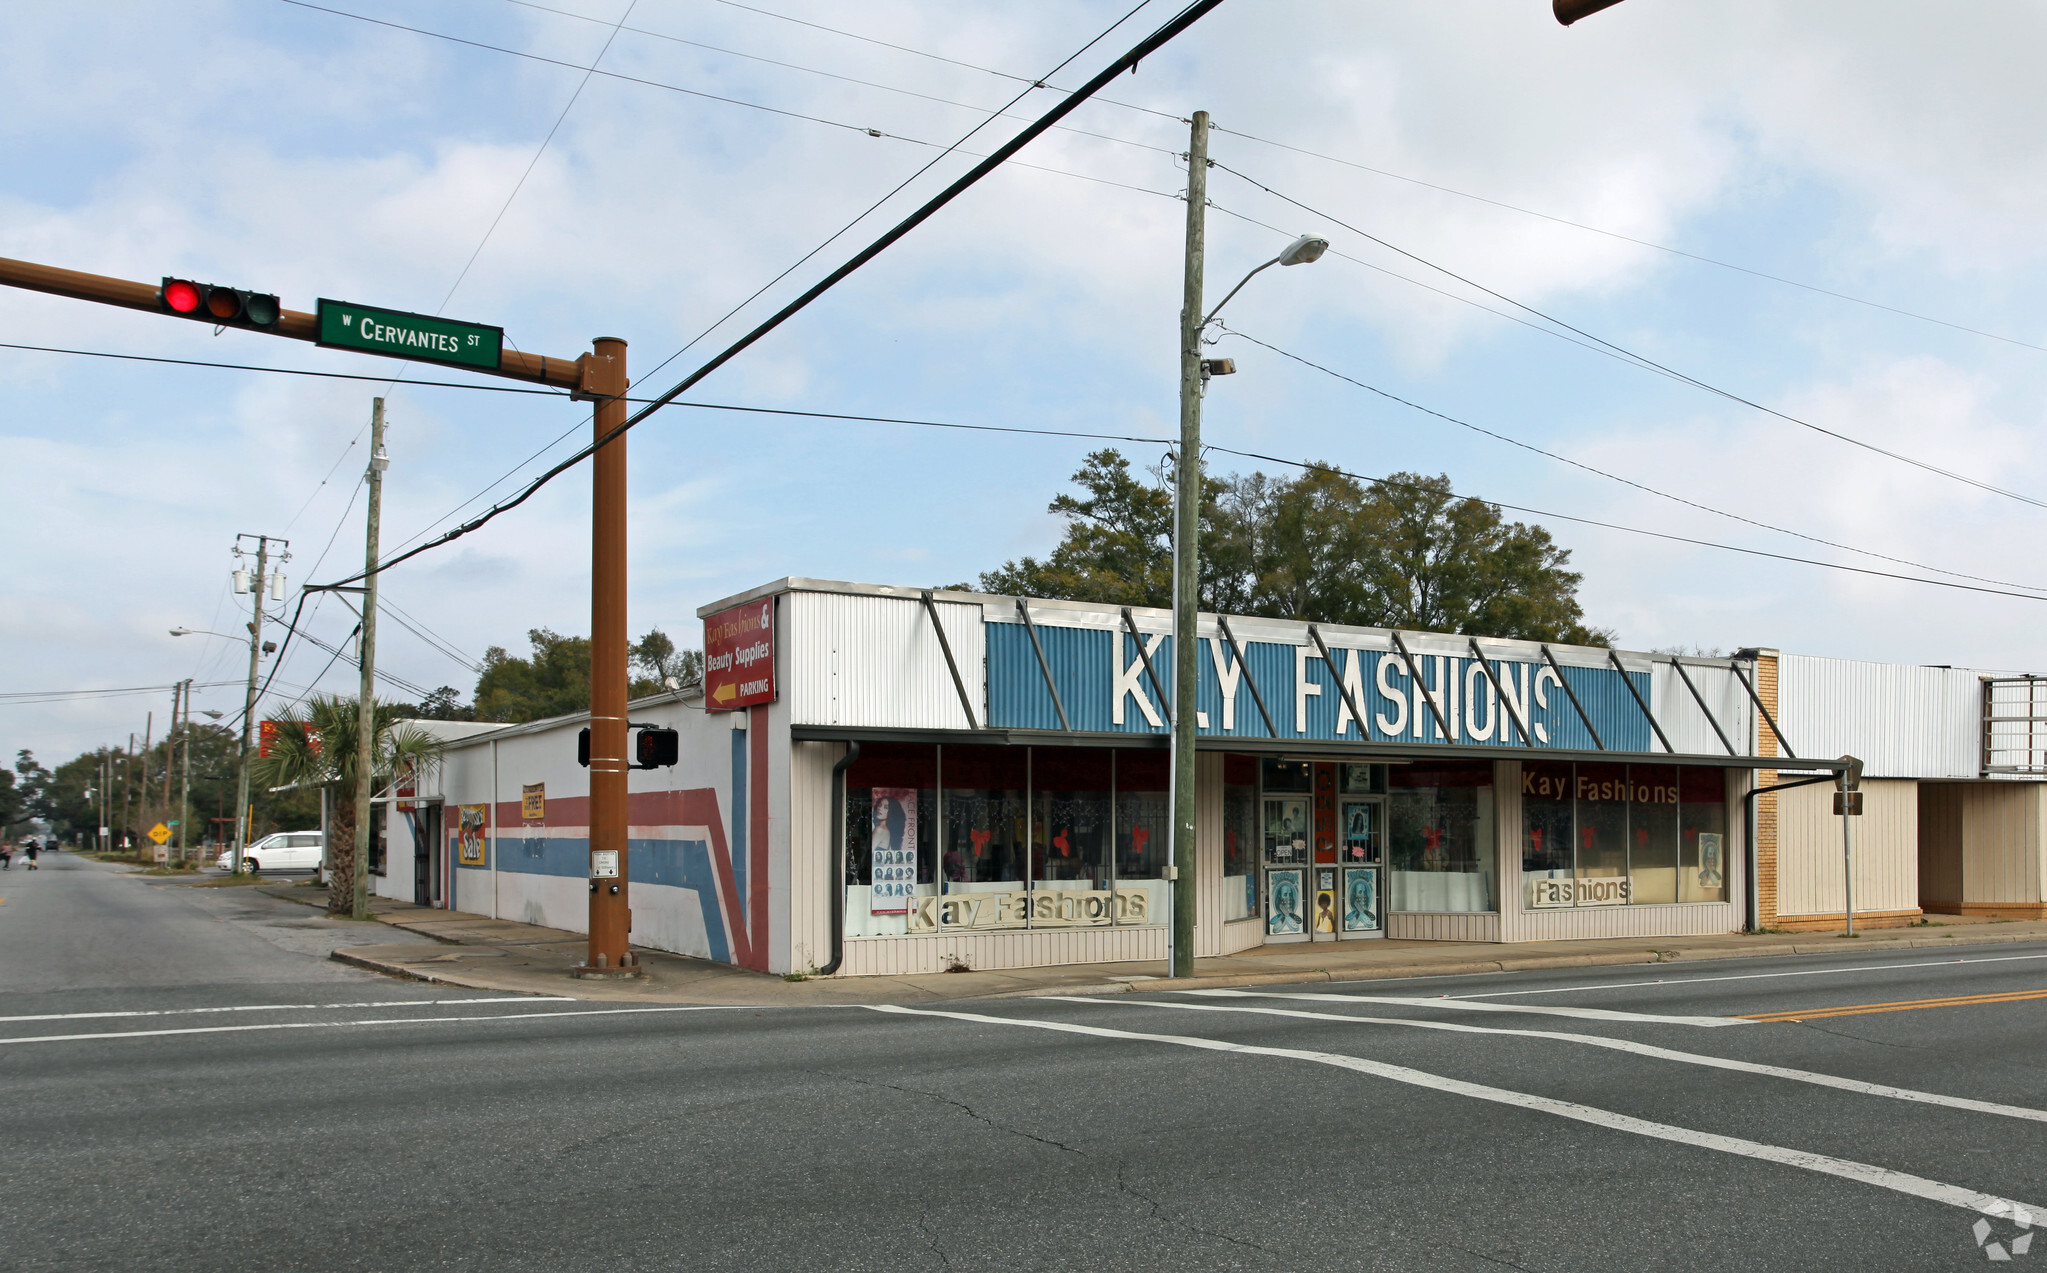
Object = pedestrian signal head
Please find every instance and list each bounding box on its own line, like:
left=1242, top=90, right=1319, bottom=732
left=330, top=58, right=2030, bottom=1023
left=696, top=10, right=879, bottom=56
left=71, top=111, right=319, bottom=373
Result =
left=160, top=277, right=283, bottom=331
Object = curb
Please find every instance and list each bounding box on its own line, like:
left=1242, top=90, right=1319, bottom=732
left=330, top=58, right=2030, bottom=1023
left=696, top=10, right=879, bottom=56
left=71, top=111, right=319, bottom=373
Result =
left=321, top=921, right=2047, bottom=1006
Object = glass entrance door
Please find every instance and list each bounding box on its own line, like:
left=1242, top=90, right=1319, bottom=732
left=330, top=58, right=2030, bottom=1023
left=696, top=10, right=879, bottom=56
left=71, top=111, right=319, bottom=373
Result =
left=1261, top=795, right=1310, bottom=943
left=1336, top=798, right=1384, bottom=939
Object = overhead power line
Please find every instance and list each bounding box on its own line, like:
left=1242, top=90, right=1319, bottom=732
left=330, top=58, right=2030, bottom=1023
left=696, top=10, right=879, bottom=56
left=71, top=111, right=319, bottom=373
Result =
left=1202, top=447, right=2047, bottom=605
left=1212, top=160, right=2047, bottom=514
left=675, top=0, right=2044, bottom=360
left=1218, top=322, right=2047, bottom=595
left=310, top=0, right=1230, bottom=593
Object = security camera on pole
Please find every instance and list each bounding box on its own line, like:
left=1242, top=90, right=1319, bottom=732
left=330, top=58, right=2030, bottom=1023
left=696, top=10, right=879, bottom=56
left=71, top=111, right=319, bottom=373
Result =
left=1169, top=110, right=1328, bottom=977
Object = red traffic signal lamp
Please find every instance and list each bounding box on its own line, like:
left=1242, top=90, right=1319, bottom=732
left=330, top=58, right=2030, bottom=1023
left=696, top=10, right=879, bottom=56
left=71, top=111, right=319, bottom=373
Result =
left=161, top=277, right=281, bottom=330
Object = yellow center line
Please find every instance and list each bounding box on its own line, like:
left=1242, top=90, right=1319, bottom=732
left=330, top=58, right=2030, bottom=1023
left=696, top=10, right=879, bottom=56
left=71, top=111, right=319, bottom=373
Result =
left=1745, top=987, right=2047, bottom=1022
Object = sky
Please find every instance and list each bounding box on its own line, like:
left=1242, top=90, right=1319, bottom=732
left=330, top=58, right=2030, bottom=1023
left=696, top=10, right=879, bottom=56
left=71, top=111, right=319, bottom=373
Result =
left=7, top=0, right=2047, bottom=760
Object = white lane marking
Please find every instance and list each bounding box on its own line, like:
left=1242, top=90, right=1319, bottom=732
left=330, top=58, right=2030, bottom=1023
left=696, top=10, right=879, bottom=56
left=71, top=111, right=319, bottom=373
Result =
left=1068, top=996, right=2047, bottom=1124
left=1189, top=988, right=1749, bottom=1027
left=870, top=1004, right=2043, bottom=1221
left=1449, top=951, right=2047, bottom=1000
left=0, top=996, right=577, bottom=1025
left=0, top=1004, right=762, bottom=1046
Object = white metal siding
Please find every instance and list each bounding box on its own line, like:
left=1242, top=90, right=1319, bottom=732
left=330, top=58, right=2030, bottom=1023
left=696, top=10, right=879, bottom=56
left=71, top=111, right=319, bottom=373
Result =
left=841, top=927, right=1167, bottom=975
left=1649, top=662, right=1754, bottom=759
left=788, top=740, right=838, bottom=974
left=786, top=592, right=984, bottom=730
left=1775, top=778, right=1919, bottom=916
left=1777, top=655, right=1981, bottom=779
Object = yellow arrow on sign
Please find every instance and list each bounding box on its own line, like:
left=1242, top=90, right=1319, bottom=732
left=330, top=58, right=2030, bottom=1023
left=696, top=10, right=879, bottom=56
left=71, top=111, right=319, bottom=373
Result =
left=148, top=822, right=171, bottom=844
left=712, top=681, right=736, bottom=705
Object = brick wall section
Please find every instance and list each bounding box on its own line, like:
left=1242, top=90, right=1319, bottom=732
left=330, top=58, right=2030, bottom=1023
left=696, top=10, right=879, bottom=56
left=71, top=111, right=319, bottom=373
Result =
left=1754, top=652, right=1780, bottom=929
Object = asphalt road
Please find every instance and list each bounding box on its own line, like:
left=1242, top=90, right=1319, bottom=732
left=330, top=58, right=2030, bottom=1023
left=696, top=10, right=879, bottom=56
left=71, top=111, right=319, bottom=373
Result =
left=3, top=854, right=2043, bottom=1271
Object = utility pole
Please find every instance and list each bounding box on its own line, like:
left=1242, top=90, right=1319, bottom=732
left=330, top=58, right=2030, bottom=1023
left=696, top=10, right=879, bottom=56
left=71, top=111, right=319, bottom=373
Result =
left=122, top=732, right=136, bottom=853
left=176, top=679, right=194, bottom=862
left=1167, top=111, right=1210, bottom=980
left=350, top=399, right=386, bottom=921
left=231, top=534, right=279, bottom=875
left=582, top=338, right=634, bottom=974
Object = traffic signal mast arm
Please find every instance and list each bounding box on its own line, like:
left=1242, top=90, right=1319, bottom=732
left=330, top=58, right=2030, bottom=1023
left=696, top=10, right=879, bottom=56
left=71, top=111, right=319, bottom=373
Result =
left=0, top=255, right=587, bottom=391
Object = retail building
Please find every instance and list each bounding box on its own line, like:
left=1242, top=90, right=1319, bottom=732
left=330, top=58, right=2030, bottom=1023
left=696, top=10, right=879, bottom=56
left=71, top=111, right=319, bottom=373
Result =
left=372, top=578, right=2047, bottom=975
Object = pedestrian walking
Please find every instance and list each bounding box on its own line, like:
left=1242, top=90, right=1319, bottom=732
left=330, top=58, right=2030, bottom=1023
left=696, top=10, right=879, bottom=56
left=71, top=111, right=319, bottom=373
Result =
left=0, top=843, right=12, bottom=870
left=23, top=840, right=39, bottom=870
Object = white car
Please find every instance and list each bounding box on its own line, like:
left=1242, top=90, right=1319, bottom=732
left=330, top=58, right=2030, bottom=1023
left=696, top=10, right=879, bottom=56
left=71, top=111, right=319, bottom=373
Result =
left=215, top=831, right=324, bottom=874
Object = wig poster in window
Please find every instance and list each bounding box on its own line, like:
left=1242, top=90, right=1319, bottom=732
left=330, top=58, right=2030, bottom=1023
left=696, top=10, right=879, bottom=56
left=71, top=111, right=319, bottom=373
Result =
left=870, top=788, right=918, bottom=914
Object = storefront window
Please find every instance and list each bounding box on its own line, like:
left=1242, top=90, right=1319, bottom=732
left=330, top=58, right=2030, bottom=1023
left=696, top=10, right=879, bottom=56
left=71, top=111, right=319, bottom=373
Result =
left=1522, top=763, right=1730, bottom=908
left=1031, top=748, right=1111, bottom=889
left=1388, top=761, right=1495, bottom=912
left=1574, top=762, right=1630, bottom=893
left=1679, top=767, right=1728, bottom=903
left=1522, top=760, right=1573, bottom=908
left=1221, top=754, right=1259, bottom=921
left=843, top=743, right=936, bottom=937
left=941, top=745, right=1027, bottom=889
left=1113, top=750, right=1169, bottom=926
left=1630, top=764, right=1680, bottom=905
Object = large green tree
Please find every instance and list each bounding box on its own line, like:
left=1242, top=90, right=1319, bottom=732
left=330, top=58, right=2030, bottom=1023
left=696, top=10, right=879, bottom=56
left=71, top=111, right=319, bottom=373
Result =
left=978, top=449, right=1609, bottom=644
left=252, top=695, right=444, bottom=915
left=472, top=627, right=702, bottom=724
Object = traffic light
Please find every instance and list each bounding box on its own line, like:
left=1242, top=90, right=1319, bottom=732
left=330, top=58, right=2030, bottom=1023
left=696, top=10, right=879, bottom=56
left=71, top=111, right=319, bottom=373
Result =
left=636, top=728, right=679, bottom=769
left=577, top=725, right=678, bottom=769
left=160, top=277, right=281, bottom=330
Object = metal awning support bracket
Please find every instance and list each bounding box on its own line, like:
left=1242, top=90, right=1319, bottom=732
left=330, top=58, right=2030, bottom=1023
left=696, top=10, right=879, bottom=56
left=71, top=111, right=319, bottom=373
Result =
left=1389, top=631, right=1455, bottom=741
left=920, top=590, right=979, bottom=731
left=1607, top=649, right=1674, bottom=754
left=1670, top=657, right=1739, bottom=757
left=1540, top=644, right=1605, bottom=750
left=1729, top=660, right=1796, bottom=761
left=1309, top=625, right=1370, bottom=739
left=1014, top=599, right=1072, bottom=731
left=1468, top=637, right=1534, bottom=745
left=1120, top=607, right=1173, bottom=728
left=1217, top=614, right=1278, bottom=738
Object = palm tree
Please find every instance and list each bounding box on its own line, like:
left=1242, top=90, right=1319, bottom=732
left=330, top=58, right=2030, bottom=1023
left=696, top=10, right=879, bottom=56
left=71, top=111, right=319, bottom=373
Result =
left=251, top=695, right=444, bottom=917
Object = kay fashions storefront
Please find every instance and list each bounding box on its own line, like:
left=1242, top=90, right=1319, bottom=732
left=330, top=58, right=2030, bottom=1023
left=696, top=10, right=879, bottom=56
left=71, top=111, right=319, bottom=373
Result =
left=737, top=580, right=1767, bottom=974
left=839, top=744, right=1736, bottom=950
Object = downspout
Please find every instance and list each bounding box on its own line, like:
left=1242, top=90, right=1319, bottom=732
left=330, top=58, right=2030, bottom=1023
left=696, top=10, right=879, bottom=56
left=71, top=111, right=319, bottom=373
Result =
left=1742, top=771, right=1838, bottom=932
left=819, top=740, right=861, bottom=976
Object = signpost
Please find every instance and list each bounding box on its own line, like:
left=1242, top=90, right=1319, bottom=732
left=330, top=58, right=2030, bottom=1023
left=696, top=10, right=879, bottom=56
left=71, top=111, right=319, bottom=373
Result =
left=315, top=300, right=503, bottom=372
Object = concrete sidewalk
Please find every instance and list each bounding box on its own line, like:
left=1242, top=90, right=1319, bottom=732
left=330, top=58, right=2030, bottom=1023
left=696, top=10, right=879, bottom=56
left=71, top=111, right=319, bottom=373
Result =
left=260, top=884, right=2047, bottom=1005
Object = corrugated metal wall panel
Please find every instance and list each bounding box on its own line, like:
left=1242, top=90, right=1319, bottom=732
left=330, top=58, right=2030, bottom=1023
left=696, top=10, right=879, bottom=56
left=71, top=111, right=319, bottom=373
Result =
left=1777, top=655, right=1980, bottom=778
left=786, top=592, right=983, bottom=729
left=840, top=926, right=1167, bottom=975
left=1386, top=912, right=1499, bottom=941
left=1960, top=783, right=2044, bottom=906
left=1775, top=778, right=1918, bottom=915
left=1506, top=901, right=1739, bottom=941
left=788, top=741, right=838, bottom=974
left=1649, top=662, right=1753, bottom=759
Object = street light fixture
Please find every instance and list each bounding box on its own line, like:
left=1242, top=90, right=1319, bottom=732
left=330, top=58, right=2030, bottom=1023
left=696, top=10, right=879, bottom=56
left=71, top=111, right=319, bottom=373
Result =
left=1200, top=234, right=1330, bottom=328
left=1167, top=112, right=1327, bottom=979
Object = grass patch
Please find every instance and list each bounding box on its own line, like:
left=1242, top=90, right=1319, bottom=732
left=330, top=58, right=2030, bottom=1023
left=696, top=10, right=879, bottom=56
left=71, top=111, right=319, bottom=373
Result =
left=190, top=875, right=275, bottom=889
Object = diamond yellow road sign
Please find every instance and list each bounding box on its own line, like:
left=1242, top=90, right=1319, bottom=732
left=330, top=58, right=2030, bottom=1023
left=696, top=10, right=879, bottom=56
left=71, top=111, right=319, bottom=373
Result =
left=148, top=822, right=171, bottom=844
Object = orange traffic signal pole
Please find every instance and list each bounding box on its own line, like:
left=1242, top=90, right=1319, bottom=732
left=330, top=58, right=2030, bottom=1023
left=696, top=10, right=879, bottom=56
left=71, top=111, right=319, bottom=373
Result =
left=0, top=254, right=637, bottom=975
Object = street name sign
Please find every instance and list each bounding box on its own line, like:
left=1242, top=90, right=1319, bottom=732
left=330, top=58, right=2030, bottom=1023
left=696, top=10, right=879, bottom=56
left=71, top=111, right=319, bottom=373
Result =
left=316, top=299, right=503, bottom=371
